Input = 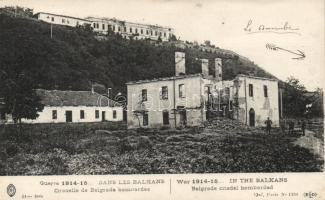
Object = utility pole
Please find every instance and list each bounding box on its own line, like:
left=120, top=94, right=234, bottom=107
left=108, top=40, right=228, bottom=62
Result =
left=280, top=88, right=283, bottom=119
left=50, top=23, right=53, bottom=39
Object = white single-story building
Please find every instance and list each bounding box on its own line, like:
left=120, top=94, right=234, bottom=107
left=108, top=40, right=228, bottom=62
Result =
left=1, top=89, right=123, bottom=124
left=34, top=12, right=91, bottom=28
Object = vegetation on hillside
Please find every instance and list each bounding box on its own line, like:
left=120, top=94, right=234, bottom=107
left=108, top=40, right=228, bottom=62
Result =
left=0, top=13, right=275, bottom=97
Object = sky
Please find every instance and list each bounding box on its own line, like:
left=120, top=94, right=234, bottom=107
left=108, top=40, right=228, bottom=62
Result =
left=0, top=0, right=324, bottom=90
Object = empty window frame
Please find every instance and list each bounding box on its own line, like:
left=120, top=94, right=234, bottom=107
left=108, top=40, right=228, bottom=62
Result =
left=163, top=110, right=169, bottom=125
left=225, top=87, right=230, bottom=97
left=143, top=113, right=148, bottom=126
left=179, top=84, right=185, bottom=98
left=229, top=100, right=233, bottom=111
left=142, top=89, right=147, bottom=102
left=52, top=110, right=57, bottom=119
left=95, top=110, right=99, bottom=119
left=248, top=84, right=253, bottom=97
left=80, top=110, right=85, bottom=119
left=264, top=85, right=268, bottom=97
left=113, top=110, right=117, bottom=119
left=161, top=86, right=168, bottom=100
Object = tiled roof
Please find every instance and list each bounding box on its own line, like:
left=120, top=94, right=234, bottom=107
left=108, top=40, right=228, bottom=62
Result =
left=35, top=89, right=120, bottom=107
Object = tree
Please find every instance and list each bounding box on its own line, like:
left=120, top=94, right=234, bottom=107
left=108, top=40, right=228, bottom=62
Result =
left=0, top=6, right=33, bottom=18
left=282, top=76, right=308, bottom=118
left=204, top=40, right=211, bottom=47
left=157, top=36, right=162, bottom=43
left=169, top=34, right=177, bottom=42
left=305, top=88, right=323, bottom=118
left=0, top=71, right=44, bottom=125
left=77, top=23, right=93, bottom=33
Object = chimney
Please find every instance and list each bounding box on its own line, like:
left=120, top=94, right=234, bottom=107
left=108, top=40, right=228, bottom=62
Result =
left=215, top=58, right=222, bottom=81
left=201, top=59, right=209, bottom=77
left=91, top=84, right=94, bottom=94
left=175, top=52, right=185, bottom=76
left=107, top=88, right=112, bottom=99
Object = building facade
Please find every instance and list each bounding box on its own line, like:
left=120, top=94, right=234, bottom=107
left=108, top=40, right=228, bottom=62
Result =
left=126, top=52, right=280, bottom=129
left=127, top=74, right=207, bottom=129
left=34, top=12, right=175, bottom=41
left=233, top=75, right=279, bottom=127
left=86, top=17, right=174, bottom=41
left=0, top=89, right=123, bottom=124
left=34, top=12, right=91, bottom=28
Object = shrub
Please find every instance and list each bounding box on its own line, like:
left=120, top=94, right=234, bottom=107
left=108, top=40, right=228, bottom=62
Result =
left=6, top=144, right=18, bottom=157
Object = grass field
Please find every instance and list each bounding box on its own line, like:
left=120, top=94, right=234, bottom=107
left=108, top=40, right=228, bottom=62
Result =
left=0, top=120, right=323, bottom=175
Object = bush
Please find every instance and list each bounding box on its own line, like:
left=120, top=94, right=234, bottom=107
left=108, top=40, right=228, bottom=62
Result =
left=6, top=144, right=18, bottom=157
left=46, top=156, right=67, bottom=175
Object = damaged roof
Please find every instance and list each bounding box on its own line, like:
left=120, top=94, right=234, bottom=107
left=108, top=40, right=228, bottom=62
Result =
left=126, top=73, right=202, bottom=85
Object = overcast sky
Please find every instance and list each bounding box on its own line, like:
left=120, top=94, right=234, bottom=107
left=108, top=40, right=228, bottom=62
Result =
left=1, top=0, right=324, bottom=90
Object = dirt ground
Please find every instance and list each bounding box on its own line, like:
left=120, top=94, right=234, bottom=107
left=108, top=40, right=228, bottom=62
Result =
left=0, top=119, right=323, bottom=175
left=293, top=129, right=324, bottom=159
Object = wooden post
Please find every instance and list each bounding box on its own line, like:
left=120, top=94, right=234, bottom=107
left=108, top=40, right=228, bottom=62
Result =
left=50, top=23, right=53, bottom=39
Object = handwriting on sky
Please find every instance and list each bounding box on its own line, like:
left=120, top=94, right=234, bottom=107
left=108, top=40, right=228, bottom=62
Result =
left=244, top=19, right=300, bottom=35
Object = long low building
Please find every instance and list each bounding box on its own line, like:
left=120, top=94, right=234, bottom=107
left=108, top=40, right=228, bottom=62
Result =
left=34, top=12, right=91, bottom=28
left=85, top=17, right=174, bottom=41
left=0, top=89, right=123, bottom=124
left=34, top=12, right=175, bottom=41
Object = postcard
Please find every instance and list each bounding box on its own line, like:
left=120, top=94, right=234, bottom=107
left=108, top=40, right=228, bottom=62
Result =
left=0, top=0, right=324, bottom=199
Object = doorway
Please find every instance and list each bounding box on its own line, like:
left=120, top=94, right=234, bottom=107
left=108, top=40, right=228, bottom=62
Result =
left=179, top=109, right=187, bottom=126
left=65, top=111, right=72, bottom=122
left=249, top=108, right=255, bottom=127
left=102, top=111, right=106, bottom=121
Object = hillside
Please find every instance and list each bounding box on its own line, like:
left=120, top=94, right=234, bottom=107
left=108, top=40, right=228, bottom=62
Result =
left=0, top=14, right=277, bottom=97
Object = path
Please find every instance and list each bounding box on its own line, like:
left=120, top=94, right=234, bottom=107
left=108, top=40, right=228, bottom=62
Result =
left=293, top=129, right=324, bottom=159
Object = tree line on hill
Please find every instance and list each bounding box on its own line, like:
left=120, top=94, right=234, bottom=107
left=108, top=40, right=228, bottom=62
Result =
left=0, top=9, right=323, bottom=123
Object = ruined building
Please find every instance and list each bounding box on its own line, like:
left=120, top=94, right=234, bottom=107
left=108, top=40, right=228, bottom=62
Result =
left=126, top=52, right=280, bottom=129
